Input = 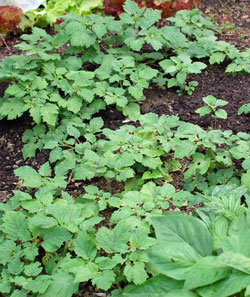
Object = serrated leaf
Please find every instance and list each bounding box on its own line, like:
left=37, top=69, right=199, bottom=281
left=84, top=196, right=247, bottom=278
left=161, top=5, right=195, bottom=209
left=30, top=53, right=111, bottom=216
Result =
left=40, top=271, right=78, bottom=297
left=26, top=275, right=52, bottom=294
left=41, top=226, right=72, bottom=252
left=92, top=270, right=116, bottom=290
left=122, top=103, right=140, bottom=121
left=14, top=166, right=43, bottom=188
left=2, top=211, right=30, bottom=242
left=74, top=230, right=97, bottom=261
left=41, top=103, right=58, bottom=126
left=66, top=96, right=82, bottom=114
left=28, top=213, right=58, bottom=232
left=39, top=162, right=52, bottom=177
left=209, top=52, right=226, bottom=64
left=139, top=68, right=158, bottom=80
left=24, top=262, right=43, bottom=277
left=96, top=221, right=131, bottom=253
left=124, top=262, right=148, bottom=285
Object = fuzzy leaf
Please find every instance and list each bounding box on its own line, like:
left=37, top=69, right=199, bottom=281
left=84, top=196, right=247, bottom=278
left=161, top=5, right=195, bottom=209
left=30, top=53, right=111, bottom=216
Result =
left=124, top=262, right=148, bottom=285
left=74, top=230, right=97, bottom=261
left=14, top=166, right=43, bottom=188
left=41, top=226, right=72, bottom=252
left=2, top=211, right=30, bottom=242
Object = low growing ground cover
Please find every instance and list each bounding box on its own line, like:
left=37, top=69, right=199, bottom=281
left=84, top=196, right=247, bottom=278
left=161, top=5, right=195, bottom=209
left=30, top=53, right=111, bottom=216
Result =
left=0, top=0, right=250, bottom=296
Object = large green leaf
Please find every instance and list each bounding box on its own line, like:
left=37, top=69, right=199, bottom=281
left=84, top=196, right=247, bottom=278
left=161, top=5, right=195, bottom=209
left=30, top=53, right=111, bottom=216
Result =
left=197, top=271, right=250, bottom=297
left=151, top=214, right=213, bottom=257
left=217, top=251, right=250, bottom=274
left=148, top=242, right=200, bottom=280
left=123, top=274, right=183, bottom=297
left=184, top=256, right=230, bottom=290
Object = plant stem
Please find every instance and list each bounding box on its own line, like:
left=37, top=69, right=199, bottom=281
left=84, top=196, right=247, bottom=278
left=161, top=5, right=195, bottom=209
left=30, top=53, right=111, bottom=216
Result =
left=0, top=33, right=11, bottom=51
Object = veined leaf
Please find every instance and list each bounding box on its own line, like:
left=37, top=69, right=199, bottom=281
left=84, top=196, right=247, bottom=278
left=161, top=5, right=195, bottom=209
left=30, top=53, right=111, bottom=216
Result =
left=2, top=211, right=31, bottom=242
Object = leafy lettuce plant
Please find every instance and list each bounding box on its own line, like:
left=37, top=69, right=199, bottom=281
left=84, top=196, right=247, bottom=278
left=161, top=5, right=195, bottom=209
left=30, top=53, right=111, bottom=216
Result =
left=104, top=0, right=200, bottom=18
left=0, top=5, right=24, bottom=41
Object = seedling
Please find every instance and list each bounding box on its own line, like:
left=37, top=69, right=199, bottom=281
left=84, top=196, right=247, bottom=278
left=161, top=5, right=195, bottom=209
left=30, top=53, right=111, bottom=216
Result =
left=196, top=95, right=228, bottom=128
left=238, top=102, right=250, bottom=115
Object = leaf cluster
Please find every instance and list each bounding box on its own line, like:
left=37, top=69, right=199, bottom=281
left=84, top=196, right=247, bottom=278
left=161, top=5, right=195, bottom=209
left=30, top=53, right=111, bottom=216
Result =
left=125, top=202, right=250, bottom=297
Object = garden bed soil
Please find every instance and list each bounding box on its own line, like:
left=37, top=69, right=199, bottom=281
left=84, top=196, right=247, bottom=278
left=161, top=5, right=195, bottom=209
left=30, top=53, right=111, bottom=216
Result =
left=0, top=0, right=249, bottom=295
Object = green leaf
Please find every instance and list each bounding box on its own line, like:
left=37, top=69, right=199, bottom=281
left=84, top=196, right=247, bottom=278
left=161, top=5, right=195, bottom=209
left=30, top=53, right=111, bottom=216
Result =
left=41, top=226, right=72, bottom=252
left=32, top=77, right=48, bottom=90
left=238, top=103, right=250, bottom=115
left=73, top=164, right=95, bottom=180
left=88, top=117, right=104, bottom=132
left=69, top=265, right=92, bottom=283
left=24, top=262, right=43, bottom=277
left=41, top=103, right=58, bottom=126
left=184, top=256, right=230, bottom=290
left=123, top=0, right=141, bottom=14
left=8, top=256, right=24, bottom=275
left=188, top=62, right=207, bottom=73
left=209, top=52, right=226, bottom=64
left=139, top=68, right=158, bottom=80
left=26, top=275, right=52, bottom=294
left=214, top=109, right=227, bottom=119
left=39, top=162, right=52, bottom=177
left=123, top=103, right=141, bottom=121
left=92, top=270, right=116, bottom=290
left=2, top=211, right=30, bottom=242
left=14, top=166, right=43, bottom=188
left=0, top=98, right=28, bottom=119
left=66, top=96, right=82, bottom=114
left=40, top=271, right=78, bottom=297
left=217, top=251, right=250, bottom=274
left=148, top=242, right=200, bottom=280
left=174, top=141, right=197, bottom=158
left=196, top=106, right=211, bottom=117
left=96, top=221, right=131, bottom=253
left=151, top=214, right=213, bottom=256
left=123, top=275, right=183, bottom=297
left=241, top=170, right=250, bottom=192
left=197, top=271, right=250, bottom=297
left=124, top=262, right=148, bottom=285
left=74, top=230, right=97, bottom=261
left=0, top=240, right=18, bottom=265
left=9, top=289, right=27, bottom=297
left=28, top=213, right=58, bottom=232
left=203, top=95, right=217, bottom=107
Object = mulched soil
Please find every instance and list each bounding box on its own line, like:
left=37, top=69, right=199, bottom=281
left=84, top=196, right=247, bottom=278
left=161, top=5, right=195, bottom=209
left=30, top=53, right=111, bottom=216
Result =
left=0, top=1, right=249, bottom=295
